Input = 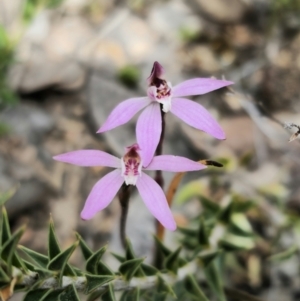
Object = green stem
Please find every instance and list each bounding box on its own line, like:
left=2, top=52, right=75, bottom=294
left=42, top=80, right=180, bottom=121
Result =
left=118, top=184, right=131, bottom=249
left=154, top=108, right=166, bottom=188
left=153, top=107, right=166, bottom=269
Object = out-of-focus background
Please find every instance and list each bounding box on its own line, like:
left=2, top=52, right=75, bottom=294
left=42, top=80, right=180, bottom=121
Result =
left=1, top=0, right=300, bottom=300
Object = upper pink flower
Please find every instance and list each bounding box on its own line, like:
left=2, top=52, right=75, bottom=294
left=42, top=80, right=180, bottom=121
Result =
left=53, top=144, right=207, bottom=231
left=97, top=61, right=233, bottom=166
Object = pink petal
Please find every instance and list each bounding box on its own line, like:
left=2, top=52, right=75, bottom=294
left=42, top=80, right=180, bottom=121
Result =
left=81, top=169, right=124, bottom=220
left=97, top=97, right=151, bottom=133
left=171, top=98, right=225, bottom=139
left=53, top=150, right=121, bottom=168
left=145, top=155, right=206, bottom=172
left=136, top=102, right=162, bottom=167
left=172, top=78, right=233, bottom=98
left=136, top=172, right=176, bottom=231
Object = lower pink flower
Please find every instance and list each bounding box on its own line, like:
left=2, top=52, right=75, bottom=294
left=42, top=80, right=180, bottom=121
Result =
left=53, top=144, right=206, bottom=231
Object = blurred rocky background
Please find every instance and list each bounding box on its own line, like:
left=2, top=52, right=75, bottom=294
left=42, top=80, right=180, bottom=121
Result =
left=1, top=0, right=300, bottom=300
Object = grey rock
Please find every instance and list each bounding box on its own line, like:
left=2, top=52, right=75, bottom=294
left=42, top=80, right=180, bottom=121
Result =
left=186, top=0, right=248, bottom=24
left=148, top=0, right=202, bottom=41
left=10, top=54, right=86, bottom=93
left=87, top=72, right=143, bottom=156
left=0, top=103, right=55, bottom=217
left=9, top=12, right=93, bottom=92
left=0, top=172, right=14, bottom=193
left=1, top=103, right=55, bottom=143
left=0, top=0, right=23, bottom=34
left=5, top=178, right=53, bottom=217
left=79, top=8, right=160, bottom=75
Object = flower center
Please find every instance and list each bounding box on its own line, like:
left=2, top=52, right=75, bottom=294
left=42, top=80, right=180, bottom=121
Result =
left=121, top=144, right=142, bottom=185
left=147, top=79, right=172, bottom=113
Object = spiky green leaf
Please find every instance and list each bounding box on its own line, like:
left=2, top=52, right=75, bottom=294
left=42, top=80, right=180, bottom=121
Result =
left=119, top=258, right=144, bottom=281
left=204, top=261, right=226, bottom=301
left=85, top=274, right=114, bottom=294
left=86, top=290, right=105, bottom=301
left=23, top=289, right=52, bottom=301
left=141, top=263, right=158, bottom=276
left=157, top=275, right=176, bottom=298
left=0, top=265, right=10, bottom=283
left=47, top=242, right=78, bottom=285
left=42, top=289, right=64, bottom=301
left=125, top=239, right=136, bottom=260
left=269, top=245, right=298, bottom=262
left=219, top=233, right=255, bottom=251
left=198, top=218, right=209, bottom=246
left=232, top=197, right=254, bottom=213
left=97, top=261, right=114, bottom=276
left=120, top=287, right=140, bottom=301
left=47, top=242, right=77, bottom=271
left=164, top=247, right=183, bottom=274
left=72, top=267, right=84, bottom=276
left=22, top=259, right=53, bottom=278
left=198, top=250, right=221, bottom=267
left=58, top=284, right=80, bottom=301
left=178, top=227, right=198, bottom=237
left=76, top=233, right=93, bottom=261
left=231, top=213, right=253, bottom=235
left=48, top=218, right=61, bottom=260
left=199, top=196, right=220, bottom=214
left=19, top=245, right=49, bottom=268
left=0, top=187, right=17, bottom=207
left=86, top=245, right=107, bottom=274
left=111, top=253, right=125, bottom=263
left=218, top=202, right=233, bottom=224
left=154, top=237, right=171, bottom=257
left=184, top=274, right=210, bottom=301
left=0, top=207, right=11, bottom=247
left=180, top=236, right=198, bottom=251
left=1, top=226, right=25, bottom=273
left=102, top=282, right=116, bottom=301
left=124, top=239, right=144, bottom=277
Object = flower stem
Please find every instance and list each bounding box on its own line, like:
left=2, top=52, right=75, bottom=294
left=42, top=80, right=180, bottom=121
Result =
left=118, top=184, right=131, bottom=249
left=154, top=109, right=166, bottom=188
left=154, top=107, right=166, bottom=268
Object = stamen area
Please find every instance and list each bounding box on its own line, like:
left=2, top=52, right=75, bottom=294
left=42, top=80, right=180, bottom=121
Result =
left=147, top=80, right=172, bottom=112
left=121, top=145, right=143, bottom=185
left=123, top=158, right=141, bottom=185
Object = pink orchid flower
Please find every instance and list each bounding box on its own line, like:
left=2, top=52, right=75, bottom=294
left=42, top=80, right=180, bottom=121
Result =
left=97, top=61, right=233, bottom=166
left=53, top=144, right=206, bottom=231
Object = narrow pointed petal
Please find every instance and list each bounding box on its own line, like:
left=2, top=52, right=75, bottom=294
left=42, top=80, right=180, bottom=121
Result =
left=136, top=172, right=176, bottom=230
left=136, top=103, right=162, bottom=167
left=172, top=78, right=233, bottom=97
left=53, top=150, right=121, bottom=168
left=171, top=98, right=225, bottom=139
left=81, top=169, right=124, bottom=220
left=97, top=97, right=151, bottom=133
left=145, top=155, right=207, bottom=172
